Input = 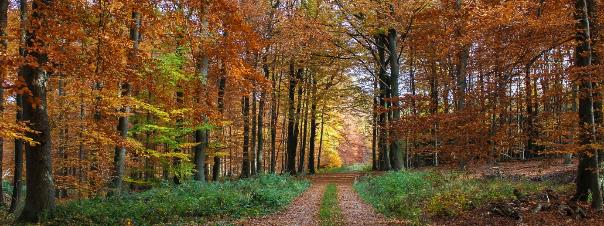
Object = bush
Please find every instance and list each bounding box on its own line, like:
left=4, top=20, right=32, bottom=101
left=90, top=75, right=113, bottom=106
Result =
left=354, top=171, right=561, bottom=224
left=49, top=174, right=309, bottom=225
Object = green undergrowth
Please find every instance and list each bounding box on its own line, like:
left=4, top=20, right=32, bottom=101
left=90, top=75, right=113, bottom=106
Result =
left=354, top=171, right=570, bottom=225
left=319, top=184, right=343, bottom=226
left=48, top=174, right=309, bottom=225
left=319, top=163, right=372, bottom=174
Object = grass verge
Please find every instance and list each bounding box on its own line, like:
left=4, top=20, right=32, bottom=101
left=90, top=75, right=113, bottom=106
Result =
left=319, top=183, right=343, bottom=226
left=47, top=174, right=308, bottom=225
left=354, top=171, right=571, bottom=225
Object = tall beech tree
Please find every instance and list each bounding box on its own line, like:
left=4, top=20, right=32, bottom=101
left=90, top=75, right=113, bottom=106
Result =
left=573, top=0, right=603, bottom=209
left=19, top=0, right=56, bottom=221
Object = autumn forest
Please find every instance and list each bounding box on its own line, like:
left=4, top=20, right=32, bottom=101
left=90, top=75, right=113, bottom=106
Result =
left=1, top=0, right=604, bottom=225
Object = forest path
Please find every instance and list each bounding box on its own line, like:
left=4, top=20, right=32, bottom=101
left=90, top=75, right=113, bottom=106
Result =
left=238, top=173, right=403, bottom=226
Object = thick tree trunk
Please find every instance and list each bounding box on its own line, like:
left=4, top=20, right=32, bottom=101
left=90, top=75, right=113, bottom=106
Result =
left=18, top=0, right=56, bottom=221
left=573, top=0, right=603, bottom=209
left=241, top=96, right=251, bottom=178
left=299, top=77, right=309, bottom=174
left=111, top=11, right=139, bottom=195
left=194, top=129, right=207, bottom=182
left=194, top=5, right=210, bottom=182
left=387, top=29, right=403, bottom=170
left=377, top=34, right=391, bottom=171
left=308, top=74, right=318, bottom=175
left=285, top=63, right=299, bottom=175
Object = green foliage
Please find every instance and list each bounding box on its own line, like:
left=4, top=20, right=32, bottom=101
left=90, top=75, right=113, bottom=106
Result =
left=319, top=184, right=342, bottom=226
left=157, top=47, right=190, bottom=84
left=354, top=171, right=432, bottom=223
left=1, top=180, right=10, bottom=194
left=354, top=171, right=564, bottom=225
left=48, top=174, right=309, bottom=225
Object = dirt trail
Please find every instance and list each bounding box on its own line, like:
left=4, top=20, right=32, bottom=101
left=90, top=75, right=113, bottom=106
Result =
left=239, top=173, right=403, bottom=226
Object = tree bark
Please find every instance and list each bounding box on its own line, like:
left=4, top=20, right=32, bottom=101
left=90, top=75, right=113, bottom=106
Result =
left=372, top=75, right=378, bottom=170
left=269, top=64, right=278, bottom=173
left=377, top=34, right=391, bottom=171
left=387, top=28, right=402, bottom=170
left=251, top=91, right=257, bottom=175
left=308, top=74, right=318, bottom=175
left=317, top=111, right=325, bottom=169
left=454, top=0, right=469, bottom=111
left=242, top=96, right=251, bottom=178
left=573, top=0, right=603, bottom=209
left=285, top=63, right=299, bottom=175
left=213, top=73, right=226, bottom=181
left=257, top=72, right=267, bottom=175
left=299, top=75, right=309, bottom=174
left=18, top=0, right=56, bottom=221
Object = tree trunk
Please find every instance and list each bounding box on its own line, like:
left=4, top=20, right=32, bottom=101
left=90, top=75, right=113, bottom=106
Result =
left=173, top=89, right=183, bottom=185
left=372, top=74, right=378, bottom=170
left=251, top=91, right=257, bottom=175
left=317, top=111, right=325, bottom=169
left=241, top=96, right=251, bottom=178
left=111, top=11, right=140, bottom=195
left=285, top=63, right=299, bottom=175
left=430, top=49, right=439, bottom=167
left=269, top=63, right=278, bottom=173
left=299, top=76, right=309, bottom=174
left=454, top=0, right=469, bottom=111
left=293, top=68, right=304, bottom=174
left=18, top=0, right=56, bottom=221
left=308, top=74, right=318, bottom=175
left=573, top=0, right=603, bottom=209
left=214, top=73, right=226, bottom=181
left=258, top=79, right=267, bottom=174
left=377, top=34, right=391, bottom=171
left=387, top=28, right=402, bottom=170
left=194, top=2, right=210, bottom=182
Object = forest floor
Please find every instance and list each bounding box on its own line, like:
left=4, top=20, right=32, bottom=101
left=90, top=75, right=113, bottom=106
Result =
left=243, top=159, right=604, bottom=226
left=239, top=173, right=404, bottom=226
left=430, top=159, right=604, bottom=225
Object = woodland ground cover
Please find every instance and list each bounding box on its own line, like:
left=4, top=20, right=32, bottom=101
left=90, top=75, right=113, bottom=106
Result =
left=319, top=183, right=343, bottom=226
left=2, top=174, right=308, bottom=225
left=354, top=170, right=571, bottom=225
